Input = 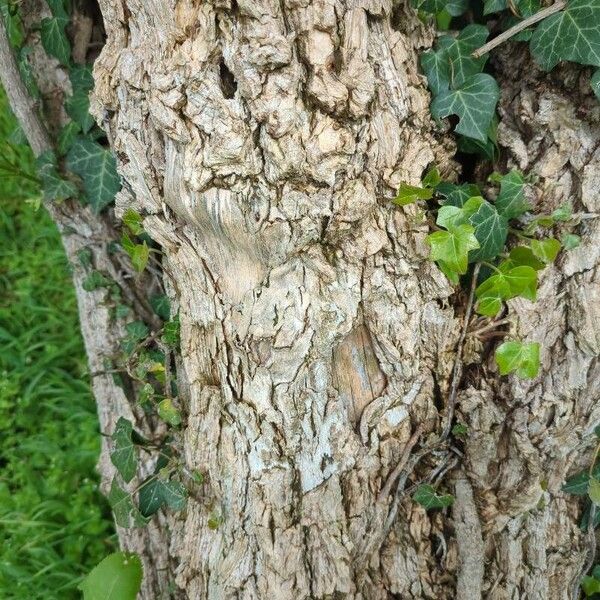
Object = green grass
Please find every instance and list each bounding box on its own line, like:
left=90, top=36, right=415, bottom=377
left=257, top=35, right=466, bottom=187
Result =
left=0, top=93, right=115, bottom=597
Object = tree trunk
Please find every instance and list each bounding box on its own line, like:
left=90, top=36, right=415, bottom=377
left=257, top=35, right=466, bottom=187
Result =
left=5, top=0, right=600, bottom=598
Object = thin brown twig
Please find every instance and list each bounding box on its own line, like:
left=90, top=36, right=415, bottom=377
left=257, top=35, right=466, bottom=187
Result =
left=472, top=0, right=567, bottom=59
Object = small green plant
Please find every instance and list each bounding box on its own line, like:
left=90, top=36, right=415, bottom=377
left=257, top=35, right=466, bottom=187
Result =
left=79, top=552, right=142, bottom=600
left=395, top=168, right=580, bottom=379
left=413, top=484, right=455, bottom=510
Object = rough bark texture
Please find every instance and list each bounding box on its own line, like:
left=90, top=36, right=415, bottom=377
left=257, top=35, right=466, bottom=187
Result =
left=6, top=0, right=600, bottom=598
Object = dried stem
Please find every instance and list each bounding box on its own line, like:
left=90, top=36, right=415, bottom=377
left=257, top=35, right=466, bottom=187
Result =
left=472, top=1, right=567, bottom=59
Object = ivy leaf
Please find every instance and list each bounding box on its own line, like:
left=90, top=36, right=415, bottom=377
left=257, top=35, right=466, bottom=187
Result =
left=504, top=246, right=545, bottom=271
left=495, top=341, right=540, bottom=378
left=495, top=170, right=530, bottom=219
left=17, top=46, right=40, bottom=100
left=82, top=270, right=111, bottom=291
left=589, top=477, right=600, bottom=505
left=40, top=7, right=70, bottom=66
left=484, top=0, right=507, bottom=14
left=562, top=233, right=581, bottom=250
left=551, top=202, right=573, bottom=222
left=436, top=196, right=483, bottom=229
left=445, top=25, right=489, bottom=88
left=122, top=208, right=144, bottom=235
left=530, top=0, right=600, bottom=71
left=66, top=137, right=120, bottom=213
left=393, top=183, right=433, bottom=206
left=57, top=121, right=81, bottom=156
left=563, top=470, right=593, bottom=495
left=150, top=294, right=171, bottom=320
left=110, top=417, right=137, bottom=483
left=0, top=2, right=24, bottom=47
left=70, top=64, right=94, bottom=93
left=592, top=69, right=600, bottom=99
left=427, top=224, right=480, bottom=274
left=121, top=320, right=149, bottom=354
left=499, top=265, right=538, bottom=301
left=65, top=92, right=95, bottom=134
left=413, top=484, right=455, bottom=510
left=35, top=151, right=78, bottom=202
left=107, top=479, right=147, bottom=528
left=531, top=238, right=561, bottom=263
left=157, top=398, right=182, bottom=427
left=475, top=274, right=511, bottom=316
left=79, top=552, right=143, bottom=600
left=121, top=234, right=149, bottom=273
left=431, top=74, right=500, bottom=142
left=138, top=477, right=187, bottom=517
left=421, top=44, right=452, bottom=96
left=162, top=315, right=181, bottom=348
left=468, top=201, right=508, bottom=261
left=412, top=0, right=468, bottom=15
left=437, top=182, right=481, bottom=207
left=582, top=574, right=600, bottom=597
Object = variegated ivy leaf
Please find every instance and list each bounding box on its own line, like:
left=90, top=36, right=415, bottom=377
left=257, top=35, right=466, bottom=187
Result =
left=530, top=0, right=600, bottom=71
left=431, top=74, right=500, bottom=143
left=66, top=137, right=120, bottom=213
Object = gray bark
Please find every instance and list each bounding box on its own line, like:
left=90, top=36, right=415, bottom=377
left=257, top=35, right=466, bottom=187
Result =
left=6, top=1, right=600, bottom=598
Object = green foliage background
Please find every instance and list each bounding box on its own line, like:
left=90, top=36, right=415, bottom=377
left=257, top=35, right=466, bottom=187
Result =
left=0, top=90, right=115, bottom=598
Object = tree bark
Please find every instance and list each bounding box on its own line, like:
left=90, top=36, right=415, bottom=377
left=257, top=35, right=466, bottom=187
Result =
left=5, top=0, right=600, bottom=598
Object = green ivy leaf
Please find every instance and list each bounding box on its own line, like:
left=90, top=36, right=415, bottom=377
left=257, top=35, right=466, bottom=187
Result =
left=82, top=270, right=111, bottom=291
left=35, top=151, right=78, bottom=202
left=70, top=64, right=94, bottom=92
left=393, top=183, right=433, bottom=206
left=421, top=43, right=452, bottom=96
left=495, top=341, right=540, bottom=378
left=79, top=552, right=143, bottom=600
left=468, top=201, right=508, bottom=261
left=107, top=479, right=147, bottom=528
left=413, top=484, right=455, bottom=510
left=110, top=417, right=137, bottom=483
left=445, top=25, right=489, bottom=88
left=562, top=233, right=581, bottom=250
left=138, top=477, right=187, bottom=517
left=157, top=398, right=182, bottom=427
left=589, top=477, right=600, bottom=505
left=65, top=92, right=95, bottom=134
left=422, top=166, right=442, bottom=188
left=57, top=121, right=81, bottom=155
left=40, top=12, right=70, bottom=66
left=431, top=74, right=500, bottom=142
left=427, top=223, right=480, bottom=274
left=475, top=273, right=511, bottom=316
left=582, top=573, right=600, bottom=597
left=437, top=182, right=481, bottom=207
left=66, top=137, right=120, bottom=213
left=499, top=265, right=538, bottom=301
left=122, top=208, right=144, bottom=235
left=17, top=46, right=40, bottom=99
left=552, top=202, right=572, bottom=222
left=412, top=0, right=468, bottom=15
left=530, top=0, right=600, bottom=71
left=495, top=170, right=530, bottom=219
left=563, top=470, right=594, bottom=495
left=150, top=294, right=171, bottom=320
left=436, top=196, right=483, bottom=229
left=531, top=238, right=561, bottom=263
left=483, top=0, right=507, bottom=14
left=504, top=246, right=546, bottom=271
left=162, top=315, right=181, bottom=348
left=0, top=2, right=25, bottom=47
left=121, top=234, right=149, bottom=273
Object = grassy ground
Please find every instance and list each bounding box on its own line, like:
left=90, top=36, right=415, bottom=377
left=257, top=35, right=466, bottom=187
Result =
left=0, top=94, right=115, bottom=597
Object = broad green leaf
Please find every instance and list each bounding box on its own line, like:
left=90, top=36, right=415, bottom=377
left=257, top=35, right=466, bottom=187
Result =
left=436, top=196, right=483, bottom=229
left=431, top=74, right=500, bottom=142
left=40, top=15, right=70, bottom=65
left=531, top=238, right=561, bottom=263
left=563, top=470, right=593, bottom=495
left=505, top=246, right=546, bottom=271
left=107, top=479, right=147, bottom=528
left=498, top=263, right=538, bottom=300
left=412, top=0, right=468, bottom=15
left=0, top=2, right=24, bottom=47
left=445, top=25, right=489, bottom=88
left=121, top=320, right=149, bottom=354
left=110, top=417, right=137, bottom=483
left=82, top=270, right=111, bottom=291
left=57, top=121, right=80, bottom=155
left=35, top=151, right=78, bottom=202
left=495, top=341, right=540, bottom=378
left=592, top=69, right=600, bottom=99
left=530, top=0, right=600, bottom=71
left=413, top=484, right=454, bottom=510
left=589, top=477, right=600, bottom=505
left=468, top=201, right=508, bottom=261
left=150, top=294, right=171, bottom=320
left=562, top=233, right=581, bottom=249
left=484, top=0, right=506, bottom=13
left=495, top=170, right=530, bottom=219
left=121, top=234, right=149, bottom=273
left=422, top=166, right=442, bottom=188
left=66, top=137, right=120, bottom=213
left=437, top=182, right=481, bottom=207
left=70, top=64, right=94, bottom=93
left=65, top=91, right=95, bottom=133
left=452, top=422, right=468, bottom=436
left=552, top=202, right=572, bottom=221
left=79, top=552, right=143, bottom=600
left=123, top=208, right=144, bottom=235
left=394, top=183, right=433, bottom=206
left=582, top=574, right=600, bottom=596
left=157, top=398, right=182, bottom=427
left=476, top=274, right=511, bottom=316
left=427, top=224, right=480, bottom=274
left=139, top=477, right=187, bottom=517
left=162, top=315, right=181, bottom=347
left=421, top=45, right=451, bottom=96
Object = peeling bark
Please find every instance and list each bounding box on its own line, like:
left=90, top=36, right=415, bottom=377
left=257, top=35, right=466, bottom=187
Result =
left=5, top=0, right=600, bottom=598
